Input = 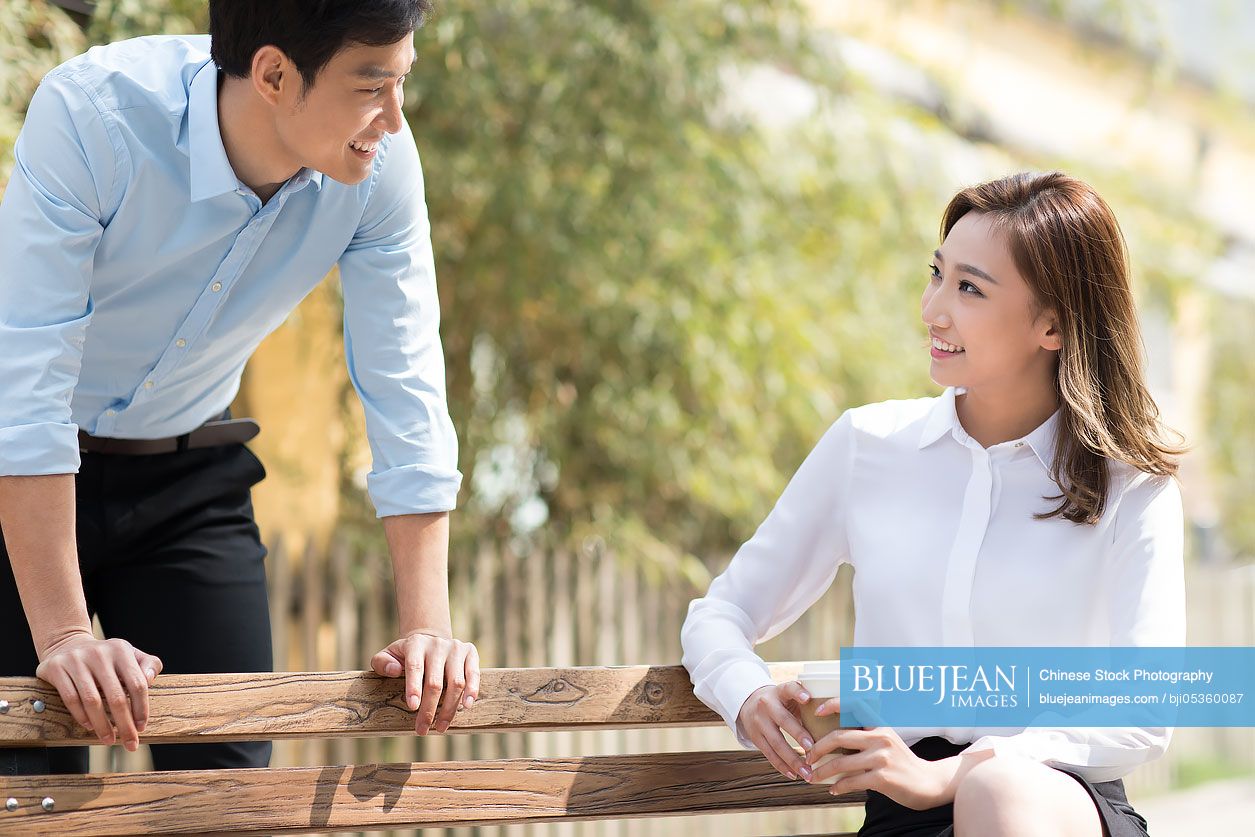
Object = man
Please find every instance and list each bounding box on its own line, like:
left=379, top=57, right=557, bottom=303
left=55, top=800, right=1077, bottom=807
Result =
left=0, top=0, right=479, bottom=776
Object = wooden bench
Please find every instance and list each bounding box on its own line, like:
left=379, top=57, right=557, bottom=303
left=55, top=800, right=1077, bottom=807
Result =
left=0, top=663, right=865, bottom=835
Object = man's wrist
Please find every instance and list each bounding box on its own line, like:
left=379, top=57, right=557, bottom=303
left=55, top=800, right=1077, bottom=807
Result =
left=36, top=625, right=95, bottom=660
left=399, top=626, right=453, bottom=640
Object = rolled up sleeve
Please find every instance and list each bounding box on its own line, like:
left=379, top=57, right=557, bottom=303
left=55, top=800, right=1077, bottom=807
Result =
left=337, top=119, right=462, bottom=517
left=0, top=71, right=115, bottom=476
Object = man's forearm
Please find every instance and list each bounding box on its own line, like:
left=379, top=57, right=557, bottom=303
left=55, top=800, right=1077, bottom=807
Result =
left=381, top=511, right=452, bottom=637
left=0, top=474, right=92, bottom=657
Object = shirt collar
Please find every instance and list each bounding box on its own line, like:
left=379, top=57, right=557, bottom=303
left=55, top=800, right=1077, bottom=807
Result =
left=1022, top=407, right=1061, bottom=470
left=918, top=386, right=963, bottom=450
left=188, top=61, right=325, bottom=202
left=918, top=386, right=1061, bottom=469
left=188, top=61, right=238, bottom=202
left=291, top=167, right=324, bottom=192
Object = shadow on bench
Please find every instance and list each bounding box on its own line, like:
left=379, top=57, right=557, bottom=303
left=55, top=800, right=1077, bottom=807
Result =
left=0, top=662, right=864, bottom=835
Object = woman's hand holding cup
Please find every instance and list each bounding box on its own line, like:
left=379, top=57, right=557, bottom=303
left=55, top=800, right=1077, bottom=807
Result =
left=736, top=681, right=817, bottom=782
left=797, top=663, right=859, bottom=784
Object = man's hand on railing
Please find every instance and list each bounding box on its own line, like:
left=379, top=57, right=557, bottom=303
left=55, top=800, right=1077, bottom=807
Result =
left=370, top=631, right=480, bottom=735
left=35, top=631, right=163, bottom=751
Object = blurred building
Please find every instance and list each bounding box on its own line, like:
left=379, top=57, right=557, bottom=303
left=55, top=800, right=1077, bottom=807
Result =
left=788, top=0, right=1254, bottom=559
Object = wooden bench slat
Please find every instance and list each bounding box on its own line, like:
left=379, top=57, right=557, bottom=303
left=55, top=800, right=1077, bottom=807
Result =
left=0, top=750, right=866, bottom=835
left=0, top=663, right=808, bottom=746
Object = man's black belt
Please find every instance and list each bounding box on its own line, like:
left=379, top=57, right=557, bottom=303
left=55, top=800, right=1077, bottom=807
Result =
left=77, top=417, right=260, bottom=455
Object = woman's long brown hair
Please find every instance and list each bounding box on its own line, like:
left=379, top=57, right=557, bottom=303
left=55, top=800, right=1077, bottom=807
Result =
left=940, top=171, right=1187, bottom=525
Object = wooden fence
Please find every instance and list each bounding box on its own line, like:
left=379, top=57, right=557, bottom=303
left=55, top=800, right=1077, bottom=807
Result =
left=84, top=539, right=1255, bottom=836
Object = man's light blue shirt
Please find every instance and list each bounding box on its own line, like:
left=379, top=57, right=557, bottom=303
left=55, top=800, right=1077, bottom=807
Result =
left=0, top=35, right=462, bottom=516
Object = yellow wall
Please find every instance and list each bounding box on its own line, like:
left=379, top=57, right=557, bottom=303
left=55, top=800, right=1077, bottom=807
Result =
left=230, top=273, right=348, bottom=554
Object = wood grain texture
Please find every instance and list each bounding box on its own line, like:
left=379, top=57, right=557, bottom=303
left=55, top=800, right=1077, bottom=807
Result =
left=0, top=663, right=807, bottom=746
left=0, top=750, right=865, bottom=836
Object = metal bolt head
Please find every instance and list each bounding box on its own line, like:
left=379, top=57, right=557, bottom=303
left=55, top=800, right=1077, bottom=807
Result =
left=41, top=797, right=54, bottom=812
left=5, top=798, right=17, bottom=813
left=32, top=700, right=45, bottom=713
left=0, top=700, right=9, bottom=713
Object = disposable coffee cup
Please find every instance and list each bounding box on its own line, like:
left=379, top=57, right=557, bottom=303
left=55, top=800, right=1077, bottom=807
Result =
left=798, top=663, right=856, bottom=784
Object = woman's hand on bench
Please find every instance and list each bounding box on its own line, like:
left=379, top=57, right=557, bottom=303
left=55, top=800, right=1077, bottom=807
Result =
left=737, top=681, right=817, bottom=783
left=370, top=631, right=480, bottom=735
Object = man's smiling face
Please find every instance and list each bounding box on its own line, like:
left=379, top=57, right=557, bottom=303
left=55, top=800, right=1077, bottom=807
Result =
left=274, top=36, right=416, bottom=185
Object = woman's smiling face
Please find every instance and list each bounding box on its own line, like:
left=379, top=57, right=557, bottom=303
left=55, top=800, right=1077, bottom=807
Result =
left=921, top=211, right=1062, bottom=390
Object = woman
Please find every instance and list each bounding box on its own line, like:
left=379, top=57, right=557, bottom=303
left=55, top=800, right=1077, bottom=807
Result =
left=680, top=171, right=1187, bottom=836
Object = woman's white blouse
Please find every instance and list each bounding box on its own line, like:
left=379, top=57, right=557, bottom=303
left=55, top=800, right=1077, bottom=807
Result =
left=680, top=386, right=1185, bottom=783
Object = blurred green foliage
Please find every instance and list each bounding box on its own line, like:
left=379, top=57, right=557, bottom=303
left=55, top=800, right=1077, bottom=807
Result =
left=403, top=2, right=942, bottom=578
left=0, top=0, right=85, bottom=182
left=2, top=0, right=1252, bottom=572
left=1209, top=298, right=1255, bottom=560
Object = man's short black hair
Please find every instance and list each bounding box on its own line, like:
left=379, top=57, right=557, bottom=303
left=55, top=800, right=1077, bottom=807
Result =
left=209, top=1, right=433, bottom=89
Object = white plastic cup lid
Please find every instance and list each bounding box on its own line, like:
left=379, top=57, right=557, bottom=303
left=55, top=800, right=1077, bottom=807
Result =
left=798, top=673, right=841, bottom=697
left=800, top=660, right=841, bottom=675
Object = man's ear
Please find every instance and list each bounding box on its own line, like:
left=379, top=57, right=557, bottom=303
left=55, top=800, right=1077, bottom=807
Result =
left=250, top=45, right=292, bottom=106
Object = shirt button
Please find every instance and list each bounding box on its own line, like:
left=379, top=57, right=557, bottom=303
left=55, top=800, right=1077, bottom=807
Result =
left=1014, top=442, right=1025, bottom=448
left=211, top=282, right=223, bottom=292
left=144, top=381, right=154, bottom=389
left=176, top=338, right=187, bottom=348
left=106, top=409, right=116, bottom=416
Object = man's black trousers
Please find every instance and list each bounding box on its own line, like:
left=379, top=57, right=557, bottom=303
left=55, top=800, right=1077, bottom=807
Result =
left=0, top=441, right=273, bottom=775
